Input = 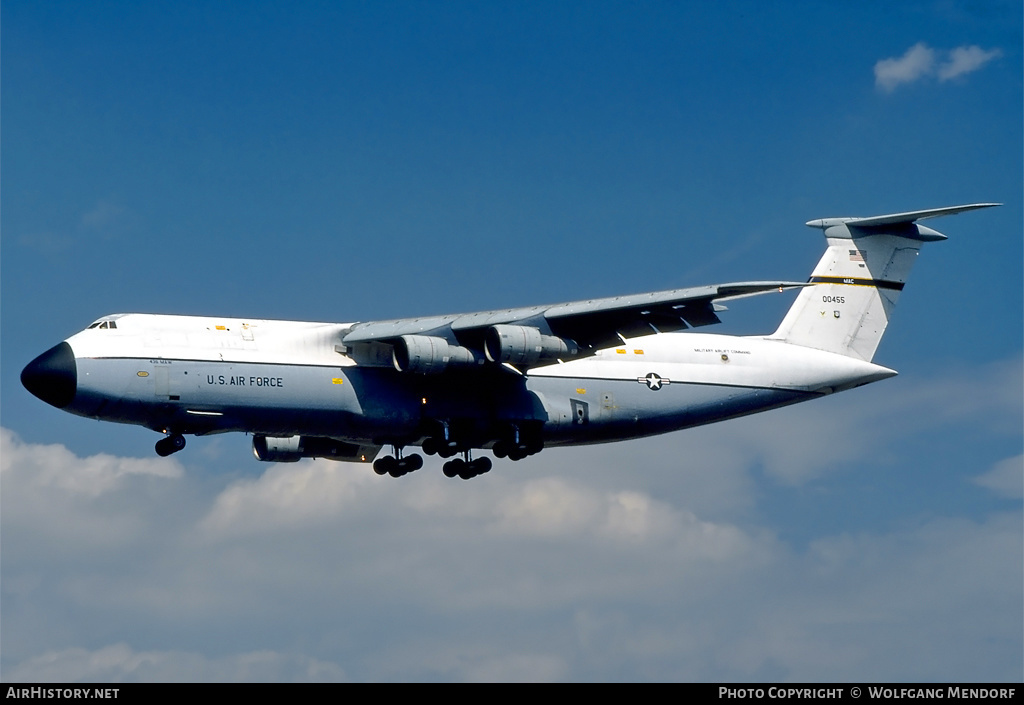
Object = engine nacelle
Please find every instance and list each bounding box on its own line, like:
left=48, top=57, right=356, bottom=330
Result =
left=392, top=335, right=478, bottom=374
left=484, top=325, right=578, bottom=366
left=252, top=435, right=367, bottom=462
left=253, top=434, right=303, bottom=462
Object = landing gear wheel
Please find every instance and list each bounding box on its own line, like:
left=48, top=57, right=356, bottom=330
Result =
left=492, top=423, right=543, bottom=462
left=389, top=453, right=424, bottom=477
left=443, top=456, right=491, bottom=480
left=443, top=458, right=465, bottom=478
left=155, top=433, right=186, bottom=457
left=373, top=456, right=394, bottom=475
left=374, top=452, right=424, bottom=478
left=465, top=457, right=491, bottom=478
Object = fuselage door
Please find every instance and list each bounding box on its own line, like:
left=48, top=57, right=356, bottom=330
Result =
left=151, top=365, right=182, bottom=401
left=153, top=367, right=169, bottom=397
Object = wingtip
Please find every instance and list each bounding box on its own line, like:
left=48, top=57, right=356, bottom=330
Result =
left=943, top=202, right=1002, bottom=213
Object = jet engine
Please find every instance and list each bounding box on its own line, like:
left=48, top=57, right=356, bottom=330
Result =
left=392, top=335, right=478, bottom=374
left=483, top=325, right=578, bottom=366
left=252, top=435, right=368, bottom=462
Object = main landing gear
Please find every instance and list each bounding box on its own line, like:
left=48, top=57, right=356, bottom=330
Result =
left=155, top=433, right=186, bottom=457
left=420, top=421, right=463, bottom=459
left=491, top=424, right=542, bottom=462
left=443, top=453, right=492, bottom=480
left=373, top=448, right=424, bottom=478
left=374, top=421, right=540, bottom=480
left=375, top=448, right=492, bottom=480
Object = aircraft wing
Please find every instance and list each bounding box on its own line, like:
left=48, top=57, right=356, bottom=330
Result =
left=341, top=280, right=806, bottom=369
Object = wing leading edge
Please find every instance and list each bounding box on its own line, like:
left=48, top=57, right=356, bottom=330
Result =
left=341, top=280, right=807, bottom=371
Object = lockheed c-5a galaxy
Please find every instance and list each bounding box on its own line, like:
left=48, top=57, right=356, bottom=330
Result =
left=23, top=204, right=996, bottom=479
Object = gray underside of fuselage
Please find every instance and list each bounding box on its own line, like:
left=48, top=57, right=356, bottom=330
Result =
left=68, top=357, right=815, bottom=448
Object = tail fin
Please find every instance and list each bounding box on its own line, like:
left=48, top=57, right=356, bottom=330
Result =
left=772, top=204, right=998, bottom=361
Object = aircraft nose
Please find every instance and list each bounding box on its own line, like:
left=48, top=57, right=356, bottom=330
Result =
left=21, top=342, right=78, bottom=408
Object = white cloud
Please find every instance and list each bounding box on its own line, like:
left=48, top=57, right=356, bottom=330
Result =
left=200, top=455, right=752, bottom=555
left=0, top=428, right=185, bottom=552
left=80, top=200, right=127, bottom=231
left=938, top=46, right=1003, bottom=81
left=491, top=477, right=604, bottom=537
left=4, top=644, right=346, bottom=683
left=199, top=459, right=383, bottom=537
left=489, top=477, right=753, bottom=560
left=875, top=42, right=936, bottom=93
left=0, top=427, right=183, bottom=497
left=459, top=652, right=568, bottom=683
left=874, top=43, right=1001, bottom=92
left=17, top=231, right=75, bottom=255
left=974, top=455, right=1023, bottom=499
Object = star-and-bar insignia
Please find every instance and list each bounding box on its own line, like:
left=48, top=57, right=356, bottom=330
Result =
left=637, top=372, right=670, bottom=390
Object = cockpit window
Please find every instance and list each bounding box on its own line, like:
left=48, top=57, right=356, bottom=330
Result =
left=88, top=320, right=118, bottom=330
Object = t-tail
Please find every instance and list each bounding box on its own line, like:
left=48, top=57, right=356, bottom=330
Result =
left=771, top=203, right=999, bottom=362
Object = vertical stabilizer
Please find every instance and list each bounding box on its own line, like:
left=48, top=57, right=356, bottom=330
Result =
left=771, top=204, right=998, bottom=361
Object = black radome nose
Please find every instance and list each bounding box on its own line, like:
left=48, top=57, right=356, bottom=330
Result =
left=22, top=342, right=77, bottom=408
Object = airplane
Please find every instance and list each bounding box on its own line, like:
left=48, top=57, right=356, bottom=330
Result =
left=21, top=203, right=998, bottom=480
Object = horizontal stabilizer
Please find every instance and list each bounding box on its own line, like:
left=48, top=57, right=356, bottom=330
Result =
left=806, top=203, right=1001, bottom=240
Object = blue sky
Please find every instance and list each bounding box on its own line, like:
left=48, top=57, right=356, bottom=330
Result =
left=2, top=1, right=1021, bottom=682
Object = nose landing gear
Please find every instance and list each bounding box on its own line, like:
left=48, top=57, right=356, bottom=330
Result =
left=155, top=433, right=186, bottom=457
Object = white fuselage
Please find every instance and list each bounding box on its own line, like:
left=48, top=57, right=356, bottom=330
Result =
left=55, top=312, right=895, bottom=450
